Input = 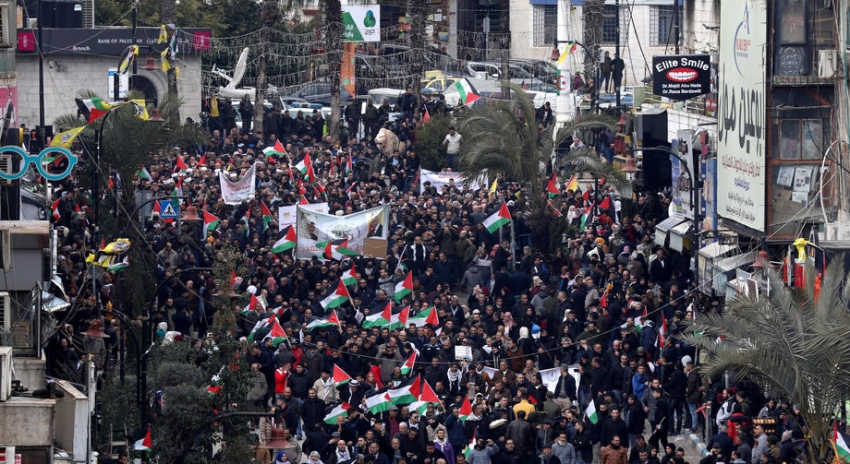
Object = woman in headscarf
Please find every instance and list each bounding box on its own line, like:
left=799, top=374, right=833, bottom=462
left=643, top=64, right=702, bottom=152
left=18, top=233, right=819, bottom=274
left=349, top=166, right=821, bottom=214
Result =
left=501, top=312, right=517, bottom=339
left=305, top=450, right=325, bottom=464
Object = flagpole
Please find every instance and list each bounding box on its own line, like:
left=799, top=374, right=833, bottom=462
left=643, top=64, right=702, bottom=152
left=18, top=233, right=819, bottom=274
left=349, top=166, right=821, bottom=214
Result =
left=508, top=202, right=516, bottom=268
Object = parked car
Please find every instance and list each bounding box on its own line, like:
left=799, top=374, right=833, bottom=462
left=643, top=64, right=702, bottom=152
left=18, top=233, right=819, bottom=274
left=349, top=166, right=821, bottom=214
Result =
left=463, top=61, right=546, bottom=86
left=288, top=83, right=352, bottom=107
left=510, top=58, right=559, bottom=85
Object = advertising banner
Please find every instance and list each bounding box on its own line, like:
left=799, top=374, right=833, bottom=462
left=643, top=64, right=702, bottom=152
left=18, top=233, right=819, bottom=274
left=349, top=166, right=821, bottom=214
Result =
left=652, top=55, right=712, bottom=101
left=278, top=203, right=329, bottom=231
left=717, top=0, right=767, bottom=232
left=295, top=205, right=390, bottom=260
left=419, top=168, right=483, bottom=194
left=342, top=6, right=380, bottom=42
left=219, top=163, right=257, bottom=205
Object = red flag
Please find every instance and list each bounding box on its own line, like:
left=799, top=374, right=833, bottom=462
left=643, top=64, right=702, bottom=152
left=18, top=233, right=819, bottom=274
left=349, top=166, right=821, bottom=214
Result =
left=174, top=156, right=188, bottom=173
left=582, top=189, right=590, bottom=201
left=230, top=270, right=238, bottom=286
left=599, top=196, right=611, bottom=210
left=198, top=153, right=207, bottom=165
left=423, top=106, right=431, bottom=123
left=299, top=195, right=310, bottom=205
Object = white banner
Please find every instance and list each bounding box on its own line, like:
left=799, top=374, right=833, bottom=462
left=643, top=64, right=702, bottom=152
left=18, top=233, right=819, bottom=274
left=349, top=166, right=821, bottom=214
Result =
left=296, top=204, right=390, bottom=260
left=219, top=163, right=257, bottom=205
left=717, top=0, right=766, bottom=232
left=342, top=5, right=380, bottom=42
left=279, top=203, right=329, bottom=232
left=418, top=168, right=483, bottom=194
left=539, top=365, right=581, bottom=394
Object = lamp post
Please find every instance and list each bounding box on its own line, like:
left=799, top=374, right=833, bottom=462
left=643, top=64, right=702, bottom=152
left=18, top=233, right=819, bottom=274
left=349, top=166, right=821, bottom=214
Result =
left=550, top=39, right=596, bottom=126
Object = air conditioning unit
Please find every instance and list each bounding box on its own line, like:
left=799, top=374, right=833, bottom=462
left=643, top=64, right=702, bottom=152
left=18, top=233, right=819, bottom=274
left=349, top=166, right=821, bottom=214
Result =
left=818, top=50, right=841, bottom=79
left=0, top=292, right=10, bottom=334
left=0, top=154, right=12, bottom=186
left=0, top=346, right=12, bottom=401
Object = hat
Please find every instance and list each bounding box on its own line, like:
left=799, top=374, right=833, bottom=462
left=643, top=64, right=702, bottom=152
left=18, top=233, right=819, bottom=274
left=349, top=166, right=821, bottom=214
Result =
left=542, top=442, right=553, bottom=449
left=681, top=355, right=693, bottom=365
left=472, top=309, right=480, bottom=315
left=350, top=380, right=360, bottom=386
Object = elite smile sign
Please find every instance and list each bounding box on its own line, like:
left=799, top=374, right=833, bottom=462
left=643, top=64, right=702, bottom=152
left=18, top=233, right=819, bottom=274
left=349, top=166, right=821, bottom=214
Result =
left=652, top=55, right=711, bottom=101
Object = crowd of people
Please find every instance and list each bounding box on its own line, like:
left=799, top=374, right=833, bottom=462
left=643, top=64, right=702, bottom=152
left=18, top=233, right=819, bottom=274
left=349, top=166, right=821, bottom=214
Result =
left=43, top=94, right=810, bottom=464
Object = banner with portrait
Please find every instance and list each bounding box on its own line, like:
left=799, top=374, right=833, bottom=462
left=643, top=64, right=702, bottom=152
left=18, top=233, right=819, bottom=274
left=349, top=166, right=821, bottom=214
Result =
left=418, top=168, right=483, bottom=194
left=279, top=203, right=329, bottom=231
left=295, top=204, right=390, bottom=260
left=219, top=163, right=257, bottom=205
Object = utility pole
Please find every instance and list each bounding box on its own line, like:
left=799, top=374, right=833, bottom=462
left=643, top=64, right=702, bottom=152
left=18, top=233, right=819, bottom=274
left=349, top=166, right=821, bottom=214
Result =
left=614, top=0, right=621, bottom=108
left=673, top=0, right=680, bottom=54
left=554, top=0, right=574, bottom=126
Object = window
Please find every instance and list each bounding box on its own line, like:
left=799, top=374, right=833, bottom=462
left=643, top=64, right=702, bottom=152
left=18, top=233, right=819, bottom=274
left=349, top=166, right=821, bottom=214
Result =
left=774, top=0, right=808, bottom=76
left=602, top=5, right=628, bottom=46
left=779, top=119, right=824, bottom=160
left=650, top=5, right=682, bottom=47
left=532, top=5, right=557, bottom=48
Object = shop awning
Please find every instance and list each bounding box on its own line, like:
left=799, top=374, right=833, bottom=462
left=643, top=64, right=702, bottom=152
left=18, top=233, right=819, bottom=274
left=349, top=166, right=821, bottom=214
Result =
left=698, top=242, right=736, bottom=260
left=669, top=221, right=693, bottom=252
left=655, top=215, right=687, bottom=246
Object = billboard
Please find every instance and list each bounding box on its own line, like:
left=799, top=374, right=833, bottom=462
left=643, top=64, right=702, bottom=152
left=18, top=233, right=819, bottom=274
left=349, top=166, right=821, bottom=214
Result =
left=342, top=6, right=380, bottom=42
left=652, top=55, right=712, bottom=101
left=717, top=0, right=767, bottom=232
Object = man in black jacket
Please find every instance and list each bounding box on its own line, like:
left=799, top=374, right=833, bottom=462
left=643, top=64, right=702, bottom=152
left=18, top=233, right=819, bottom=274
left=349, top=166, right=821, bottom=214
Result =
left=663, top=361, right=687, bottom=435
left=571, top=421, right=594, bottom=464
left=599, top=407, right=628, bottom=447
left=301, top=388, right=327, bottom=434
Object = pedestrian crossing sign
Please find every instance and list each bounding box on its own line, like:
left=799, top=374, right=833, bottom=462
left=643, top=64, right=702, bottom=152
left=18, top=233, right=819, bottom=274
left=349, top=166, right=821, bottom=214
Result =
left=159, top=200, right=178, bottom=219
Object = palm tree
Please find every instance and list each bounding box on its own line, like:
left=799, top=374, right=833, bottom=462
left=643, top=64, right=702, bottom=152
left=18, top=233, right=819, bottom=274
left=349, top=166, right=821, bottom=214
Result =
left=457, top=82, right=629, bottom=200
left=679, top=256, right=850, bottom=463
left=582, top=0, right=605, bottom=79
left=456, top=82, right=629, bottom=250
left=253, top=0, right=281, bottom=137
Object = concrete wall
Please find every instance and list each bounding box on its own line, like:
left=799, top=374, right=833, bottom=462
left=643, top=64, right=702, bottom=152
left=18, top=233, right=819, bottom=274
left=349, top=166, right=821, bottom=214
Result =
left=16, top=55, right=202, bottom=130
left=682, top=0, right=719, bottom=55
left=55, top=380, right=89, bottom=463
left=12, top=356, right=45, bottom=392
left=0, top=396, right=56, bottom=446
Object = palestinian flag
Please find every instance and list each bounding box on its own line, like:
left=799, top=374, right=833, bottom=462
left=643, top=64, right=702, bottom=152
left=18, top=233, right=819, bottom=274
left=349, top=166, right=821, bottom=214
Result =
left=394, top=271, right=413, bottom=303
left=463, top=430, right=477, bottom=460
left=198, top=153, right=207, bottom=166
left=409, top=380, right=441, bottom=415
left=299, top=195, right=310, bottom=205
left=454, top=79, right=481, bottom=106
left=230, top=270, right=238, bottom=287
left=657, top=313, right=668, bottom=349
left=599, top=195, right=611, bottom=211
left=107, top=255, right=130, bottom=272
left=75, top=97, right=112, bottom=123
left=320, top=239, right=359, bottom=260
left=388, top=375, right=420, bottom=405
left=458, top=396, right=473, bottom=422
left=307, top=310, right=342, bottom=330
left=296, top=153, right=312, bottom=175
left=261, top=201, right=275, bottom=231
left=393, top=306, right=410, bottom=329
left=203, top=210, right=220, bottom=239
left=324, top=402, right=352, bottom=425
left=565, top=176, right=579, bottom=192
left=585, top=399, right=599, bottom=424
left=407, top=307, right=439, bottom=328
left=320, top=280, right=351, bottom=309
left=304, top=163, right=317, bottom=184
left=272, top=226, right=297, bottom=253
left=133, top=427, right=152, bottom=451
left=137, top=167, right=153, bottom=181
left=835, top=421, right=850, bottom=462
left=546, top=172, right=560, bottom=198
left=334, top=365, right=353, bottom=385
left=580, top=204, right=594, bottom=231
left=263, top=140, right=288, bottom=159
left=482, top=203, right=512, bottom=233
left=51, top=199, right=61, bottom=220
left=207, top=385, right=222, bottom=396
left=363, top=302, right=393, bottom=329
left=342, top=264, right=358, bottom=287
left=262, top=317, right=288, bottom=346
left=243, top=294, right=259, bottom=315
left=365, top=391, right=393, bottom=414
left=174, top=156, right=188, bottom=174
left=345, top=155, right=353, bottom=176
left=400, top=352, right=416, bottom=376
left=246, top=315, right=273, bottom=343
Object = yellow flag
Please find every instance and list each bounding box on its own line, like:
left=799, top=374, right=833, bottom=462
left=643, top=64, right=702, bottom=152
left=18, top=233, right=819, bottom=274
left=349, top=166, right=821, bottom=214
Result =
left=160, top=48, right=171, bottom=72
left=158, top=24, right=168, bottom=44
left=556, top=47, right=569, bottom=66
left=565, top=176, right=578, bottom=192
left=118, top=45, right=139, bottom=74
left=174, top=66, right=180, bottom=80
left=50, top=127, right=84, bottom=148
left=130, top=100, right=149, bottom=120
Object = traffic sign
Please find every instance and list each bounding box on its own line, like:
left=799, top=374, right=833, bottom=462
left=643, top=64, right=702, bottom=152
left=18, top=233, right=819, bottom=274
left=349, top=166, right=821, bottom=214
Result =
left=159, top=201, right=179, bottom=219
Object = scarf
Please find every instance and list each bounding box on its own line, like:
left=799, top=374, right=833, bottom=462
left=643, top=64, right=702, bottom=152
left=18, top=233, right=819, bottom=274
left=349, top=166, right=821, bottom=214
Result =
left=447, top=368, right=462, bottom=384
left=335, top=449, right=351, bottom=463
left=319, top=377, right=334, bottom=400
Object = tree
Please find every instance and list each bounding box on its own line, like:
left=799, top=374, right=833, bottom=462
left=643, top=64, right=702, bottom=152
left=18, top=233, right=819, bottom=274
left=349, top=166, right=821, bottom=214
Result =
left=253, top=0, right=282, bottom=137
left=456, top=82, right=628, bottom=251
left=679, top=256, right=850, bottom=464
left=456, top=82, right=629, bottom=201
left=582, top=0, right=604, bottom=80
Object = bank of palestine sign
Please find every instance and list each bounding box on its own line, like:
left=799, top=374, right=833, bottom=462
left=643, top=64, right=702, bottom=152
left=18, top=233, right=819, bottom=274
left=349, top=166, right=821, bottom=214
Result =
left=652, top=55, right=711, bottom=101
left=717, top=0, right=767, bottom=232
left=342, top=6, right=380, bottom=42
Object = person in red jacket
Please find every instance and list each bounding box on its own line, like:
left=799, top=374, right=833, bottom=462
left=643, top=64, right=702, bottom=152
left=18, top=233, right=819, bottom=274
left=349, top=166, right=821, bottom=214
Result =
left=275, top=362, right=291, bottom=398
